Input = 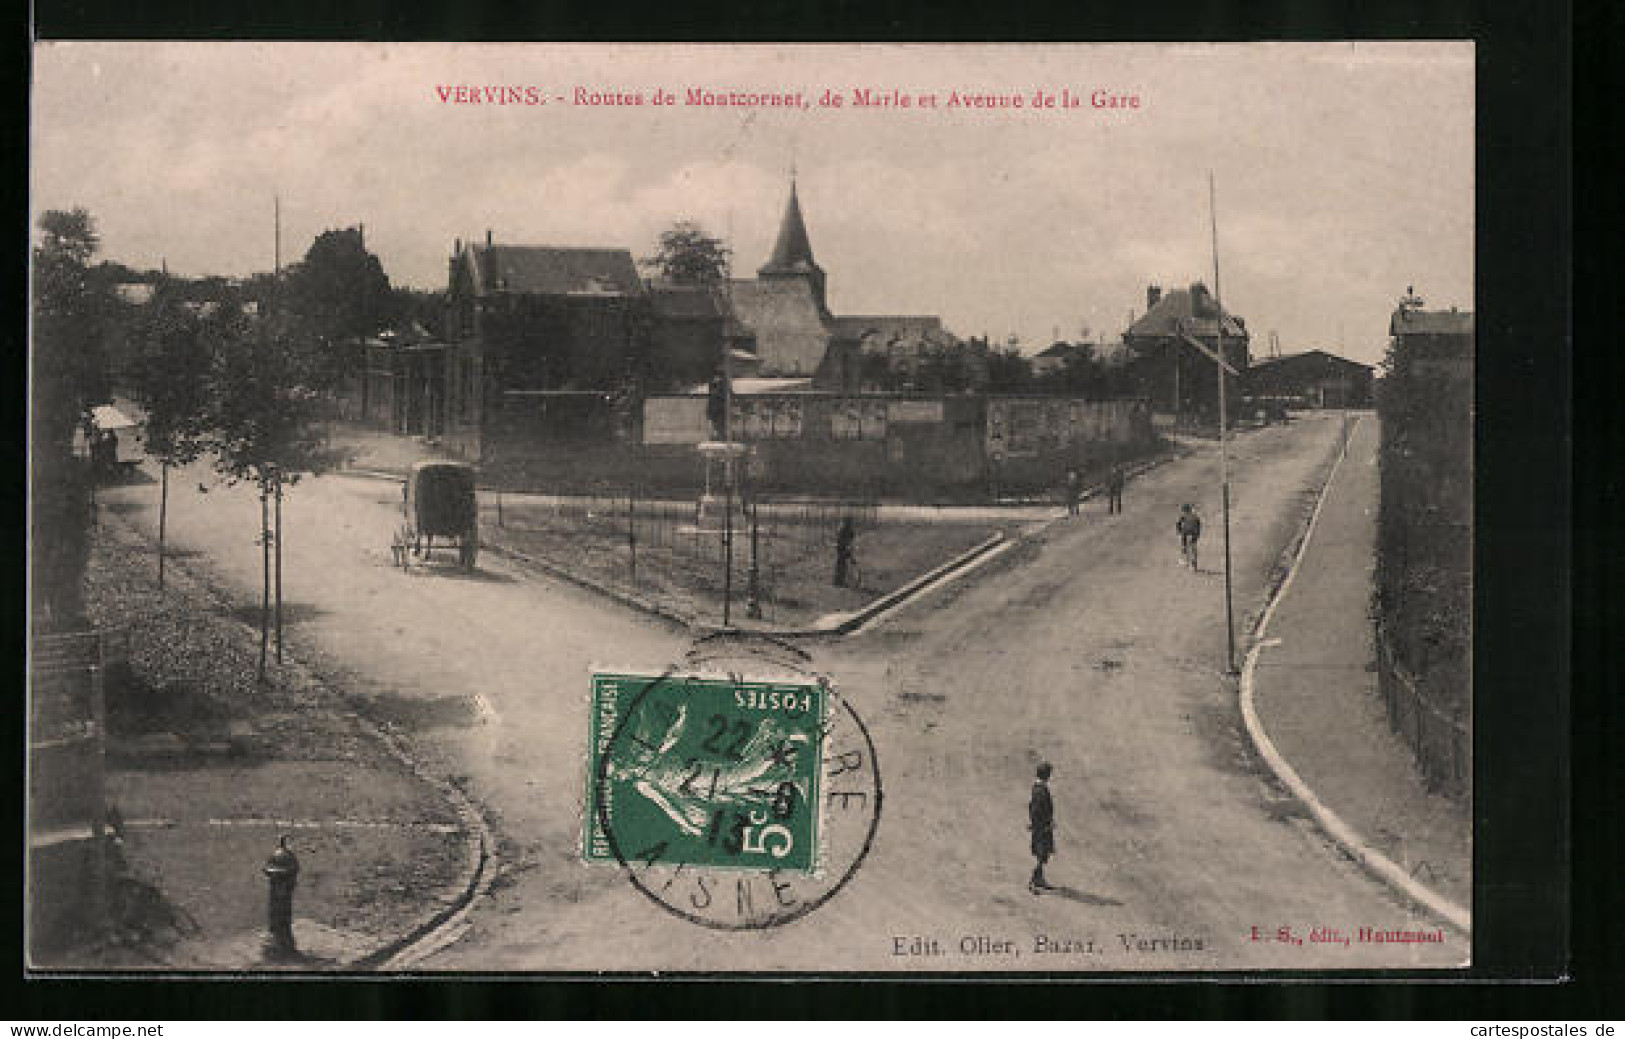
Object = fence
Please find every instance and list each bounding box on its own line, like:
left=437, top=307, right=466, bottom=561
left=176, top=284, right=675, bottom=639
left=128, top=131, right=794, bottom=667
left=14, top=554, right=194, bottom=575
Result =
left=483, top=490, right=880, bottom=626
left=1373, top=329, right=1473, bottom=803
left=1377, top=624, right=1470, bottom=800
left=28, top=627, right=126, bottom=957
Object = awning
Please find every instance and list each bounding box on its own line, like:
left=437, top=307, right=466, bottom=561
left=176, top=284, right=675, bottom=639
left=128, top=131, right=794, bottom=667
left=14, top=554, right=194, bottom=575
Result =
left=90, top=404, right=139, bottom=431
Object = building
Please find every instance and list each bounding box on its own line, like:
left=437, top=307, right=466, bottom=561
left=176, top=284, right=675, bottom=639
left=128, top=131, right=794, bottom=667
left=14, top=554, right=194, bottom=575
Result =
left=647, top=281, right=759, bottom=388
left=1031, top=341, right=1083, bottom=377
left=1244, top=349, right=1375, bottom=408
left=834, top=315, right=975, bottom=390
left=442, top=234, right=651, bottom=457
left=1122, top=282, right=1251, bottom=422
left=724, top=181, right=858, bottom=389
left=1388, top=299, right=1473, bottom=378
left=725, top=180, right=958, bottom=392
left=358, top=324, right=454, bottom=437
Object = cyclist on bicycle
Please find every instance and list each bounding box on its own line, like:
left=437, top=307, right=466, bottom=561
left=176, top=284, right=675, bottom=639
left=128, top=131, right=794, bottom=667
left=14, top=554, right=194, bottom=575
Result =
left=1176, top=504, right=1202, bottom=569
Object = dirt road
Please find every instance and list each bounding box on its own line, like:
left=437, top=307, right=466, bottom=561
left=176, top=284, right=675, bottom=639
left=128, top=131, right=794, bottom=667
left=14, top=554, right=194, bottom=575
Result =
left=99, top=412, right=1464, bottom=971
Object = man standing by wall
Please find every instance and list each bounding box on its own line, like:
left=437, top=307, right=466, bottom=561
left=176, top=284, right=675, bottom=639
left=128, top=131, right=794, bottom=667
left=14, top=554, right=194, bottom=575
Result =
left=1107, top=464, right=1125, bottom=514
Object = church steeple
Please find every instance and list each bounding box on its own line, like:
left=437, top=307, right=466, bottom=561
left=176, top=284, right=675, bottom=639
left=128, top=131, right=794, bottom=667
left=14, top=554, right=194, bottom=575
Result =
left=758, top=177, right=827, bottom=310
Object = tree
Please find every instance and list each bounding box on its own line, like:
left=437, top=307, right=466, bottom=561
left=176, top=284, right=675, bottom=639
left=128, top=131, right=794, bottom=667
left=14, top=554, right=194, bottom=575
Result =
left=643, top=220, right=731, bottom=286
left=31, top=208, right=112, bottom=628
left=128, top=284, right=213, bottom=590
left=281, top=226, right=392, bottom=386
left=985, top=347, right=1033, bottom=394
left=207, top=309, right=337, bottom=679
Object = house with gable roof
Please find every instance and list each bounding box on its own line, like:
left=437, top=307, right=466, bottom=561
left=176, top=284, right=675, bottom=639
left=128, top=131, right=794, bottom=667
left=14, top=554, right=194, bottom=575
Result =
left=1123, top=282, right=1251, bottom=423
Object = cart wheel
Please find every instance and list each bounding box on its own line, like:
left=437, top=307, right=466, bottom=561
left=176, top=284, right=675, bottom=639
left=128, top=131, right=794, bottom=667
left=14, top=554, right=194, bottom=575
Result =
left=460, top=533, right=479, bottom=570
left=393, top=527, right=414, bottom=570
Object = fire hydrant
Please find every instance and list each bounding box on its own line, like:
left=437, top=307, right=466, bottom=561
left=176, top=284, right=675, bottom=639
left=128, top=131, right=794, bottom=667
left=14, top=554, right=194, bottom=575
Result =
left=262, top=835, right=300, bottom=960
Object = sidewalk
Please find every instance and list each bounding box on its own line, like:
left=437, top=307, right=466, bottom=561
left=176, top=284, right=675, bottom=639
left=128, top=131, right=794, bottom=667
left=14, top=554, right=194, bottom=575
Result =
left=1246, top=416, right=1472, bottom=915
left=66, top=518, right=484, bottom=970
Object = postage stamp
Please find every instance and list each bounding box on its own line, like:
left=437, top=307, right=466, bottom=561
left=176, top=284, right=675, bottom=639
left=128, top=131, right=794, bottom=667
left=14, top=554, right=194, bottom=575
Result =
left=585, top=634, right=881, bottom=930
left=582, top=670, right=828, bottom=875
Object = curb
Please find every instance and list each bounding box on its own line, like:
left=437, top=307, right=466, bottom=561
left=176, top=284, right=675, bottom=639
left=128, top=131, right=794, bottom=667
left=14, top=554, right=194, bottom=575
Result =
left=98, top=514, right=498, bottom=971
left=1236, top=417, right=1472, bottom=936
left=484, top=529, right=1010, bottom=640
left=481, top=540, right=697, bottom=632
left=344, top=719, right=498, bottom=970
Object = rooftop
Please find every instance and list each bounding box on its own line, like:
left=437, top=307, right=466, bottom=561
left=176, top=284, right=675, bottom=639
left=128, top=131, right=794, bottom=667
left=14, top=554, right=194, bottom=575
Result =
left=1126, top=283, right=1248, bottom=340
left=466, top=244, right=643, bottom=297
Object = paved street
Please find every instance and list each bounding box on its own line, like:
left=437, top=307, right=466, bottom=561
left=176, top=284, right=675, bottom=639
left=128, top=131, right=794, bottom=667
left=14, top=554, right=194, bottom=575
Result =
left=100, top=411, right=1464, bottom=970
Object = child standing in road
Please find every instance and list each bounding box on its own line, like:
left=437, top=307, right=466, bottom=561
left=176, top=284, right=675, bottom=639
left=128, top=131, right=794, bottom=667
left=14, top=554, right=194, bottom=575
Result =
left=1028, top=762, right=1055, bottom=893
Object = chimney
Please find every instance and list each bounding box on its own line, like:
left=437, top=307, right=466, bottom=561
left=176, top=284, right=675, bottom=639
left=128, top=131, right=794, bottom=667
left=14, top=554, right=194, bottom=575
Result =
left=486, top=228, right=493, bottom=249
left=358, top=222, right=365, bottom=248
left=1147, top=284, right=1162, bottom=309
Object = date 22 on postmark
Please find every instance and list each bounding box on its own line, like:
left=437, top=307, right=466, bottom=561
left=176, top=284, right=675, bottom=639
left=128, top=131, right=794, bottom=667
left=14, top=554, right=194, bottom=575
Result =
left=583, top=633, right=882, bottom=930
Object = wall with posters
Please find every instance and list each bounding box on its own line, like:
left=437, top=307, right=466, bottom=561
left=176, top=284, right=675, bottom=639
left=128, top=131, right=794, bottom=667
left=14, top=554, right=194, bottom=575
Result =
left=626, top=393, right=1153, bottom=500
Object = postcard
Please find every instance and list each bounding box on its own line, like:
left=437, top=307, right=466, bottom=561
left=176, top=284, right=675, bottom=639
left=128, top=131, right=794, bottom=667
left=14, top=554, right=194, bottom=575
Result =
left=28, top=42, right=1474, bottom=973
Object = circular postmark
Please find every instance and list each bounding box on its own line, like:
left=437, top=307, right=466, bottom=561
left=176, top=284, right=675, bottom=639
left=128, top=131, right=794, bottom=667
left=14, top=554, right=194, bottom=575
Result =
left=588, top=632, right=882, bottom=930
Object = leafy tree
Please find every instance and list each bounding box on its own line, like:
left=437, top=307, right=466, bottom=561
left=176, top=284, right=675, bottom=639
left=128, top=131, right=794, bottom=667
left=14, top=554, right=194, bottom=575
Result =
left=128, top=284, right=213, bottom=590
left=281, top=226, right=392, bottom=386
left=388, top=287, right=446, bottom=338
left=207, top=309, right=337, bottom=679
left=31, top=208, right=112, bottom=628
left=643, top=220, right=731, bottom=286
left=985, top=347, right=1033, bottom=394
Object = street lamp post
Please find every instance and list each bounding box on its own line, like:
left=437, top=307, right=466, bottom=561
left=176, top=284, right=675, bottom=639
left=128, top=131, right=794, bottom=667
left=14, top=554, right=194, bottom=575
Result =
left=1209, top=172, right=1238, bottom=676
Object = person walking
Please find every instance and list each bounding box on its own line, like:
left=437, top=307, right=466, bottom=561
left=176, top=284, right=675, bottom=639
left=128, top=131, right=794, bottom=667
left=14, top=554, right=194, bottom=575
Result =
left=1064, top=468, right=1082, bottom=517
left=1106, top=464, right=1125, bottom=514
left=1028, top=762, right=1055, bottom=893
left=833, top=515, right=857, bottom=588
left=1176, top=503, right=1202, bottom=569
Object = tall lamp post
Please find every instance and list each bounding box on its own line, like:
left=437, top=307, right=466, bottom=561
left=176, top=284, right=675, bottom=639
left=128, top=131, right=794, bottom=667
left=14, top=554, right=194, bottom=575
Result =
left=1173, top=173, right=1240, bottom=676
left=1209, top=172, right=1238, bottom=676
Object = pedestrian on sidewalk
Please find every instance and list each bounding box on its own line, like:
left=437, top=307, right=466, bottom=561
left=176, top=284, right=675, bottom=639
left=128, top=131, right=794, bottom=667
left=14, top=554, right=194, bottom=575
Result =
left=1028, top=762, right=1055, bottom=893
left=833, top=515, right=857, bottom=588
left=1106, top=464, right=1125, bottom=514
left=1064, top=468, right=1082, bottom=517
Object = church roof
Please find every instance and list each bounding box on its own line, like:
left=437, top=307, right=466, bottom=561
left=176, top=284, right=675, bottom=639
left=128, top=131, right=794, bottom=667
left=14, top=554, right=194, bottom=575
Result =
left=758, top=181, right=821, bottom=276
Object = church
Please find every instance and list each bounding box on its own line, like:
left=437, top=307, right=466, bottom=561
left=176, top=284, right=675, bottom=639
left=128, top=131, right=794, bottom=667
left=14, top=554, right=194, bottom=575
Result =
left=727, top=180, right=955, bottom=391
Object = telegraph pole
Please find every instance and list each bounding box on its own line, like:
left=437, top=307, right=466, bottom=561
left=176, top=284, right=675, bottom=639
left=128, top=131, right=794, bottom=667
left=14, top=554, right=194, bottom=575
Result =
left=721, top=216, right=735, bottom=628
left=1210, top=172, right=1238, bottom=675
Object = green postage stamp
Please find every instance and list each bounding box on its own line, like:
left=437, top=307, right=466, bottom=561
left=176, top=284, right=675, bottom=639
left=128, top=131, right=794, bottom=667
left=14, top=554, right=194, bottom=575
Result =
left=583, top=671, right=828, bottom=875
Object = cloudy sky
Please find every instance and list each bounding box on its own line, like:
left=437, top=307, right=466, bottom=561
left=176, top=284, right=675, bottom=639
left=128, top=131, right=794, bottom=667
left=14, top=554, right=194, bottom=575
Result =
left=32, top=42, right=1472, bottom=365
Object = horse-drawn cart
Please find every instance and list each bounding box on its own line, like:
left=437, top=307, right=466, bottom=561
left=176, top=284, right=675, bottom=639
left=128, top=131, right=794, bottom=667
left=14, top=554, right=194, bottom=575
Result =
left=391, top=461, right=479, bottom=570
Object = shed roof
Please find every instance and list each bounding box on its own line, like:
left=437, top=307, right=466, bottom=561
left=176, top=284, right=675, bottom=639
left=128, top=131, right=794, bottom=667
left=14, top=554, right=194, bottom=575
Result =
left=1249, top=349, right=1374, bottom=372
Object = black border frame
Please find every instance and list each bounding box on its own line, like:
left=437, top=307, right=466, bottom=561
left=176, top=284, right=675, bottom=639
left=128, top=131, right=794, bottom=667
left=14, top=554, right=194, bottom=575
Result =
left=11, top=0, right=1586, bottom=1019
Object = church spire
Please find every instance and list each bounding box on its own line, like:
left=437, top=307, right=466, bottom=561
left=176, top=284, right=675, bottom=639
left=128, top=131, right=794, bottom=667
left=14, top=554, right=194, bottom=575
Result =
left=760, top=177, right=819, bottom=276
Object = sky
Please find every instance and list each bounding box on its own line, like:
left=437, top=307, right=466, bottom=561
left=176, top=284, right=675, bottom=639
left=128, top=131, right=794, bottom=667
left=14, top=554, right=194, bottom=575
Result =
left=31, top=42, right=1473, bottom=366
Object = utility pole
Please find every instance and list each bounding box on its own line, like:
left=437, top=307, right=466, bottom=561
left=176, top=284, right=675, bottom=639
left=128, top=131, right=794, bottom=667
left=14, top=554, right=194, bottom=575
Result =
left=721, top=215, right=735, bottom=628
left=1210, top=172, right=1238, bottom=676
left=274, top=195, right=281, bottom=278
